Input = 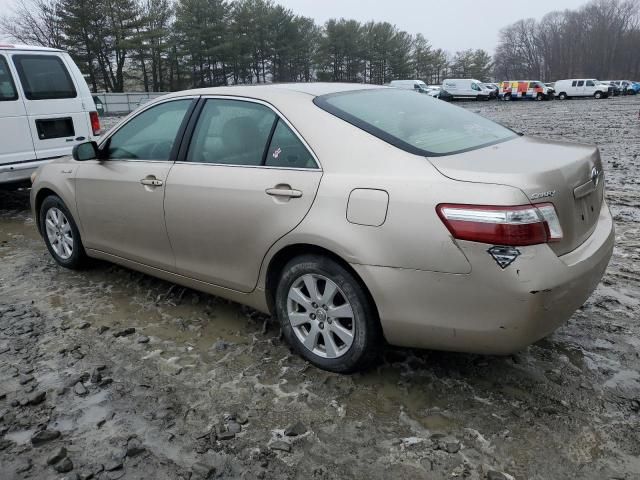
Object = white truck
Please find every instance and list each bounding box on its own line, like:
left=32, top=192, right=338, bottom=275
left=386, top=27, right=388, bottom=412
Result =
left=0, top=44, right=100, bottom=187
left=441, top=78, right=491, bottom=100
left=554, top=79, right=613, bottom=100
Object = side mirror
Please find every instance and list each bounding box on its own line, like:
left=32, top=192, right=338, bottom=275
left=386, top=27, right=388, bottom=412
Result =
left=72, top=141, right=99, bottom=161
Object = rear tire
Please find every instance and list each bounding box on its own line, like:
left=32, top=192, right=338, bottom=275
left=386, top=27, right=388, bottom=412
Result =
left=275, top=254, right=380, bottom=373
left=39, top=195, right=88, bottom=269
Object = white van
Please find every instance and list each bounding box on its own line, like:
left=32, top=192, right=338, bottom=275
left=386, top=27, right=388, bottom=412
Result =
left=389, top=79, right=430, bottom=93
left=0, top=44, right=100, bottom=186
left=554, top=79, right=613, bottom=100
left=441, top=78, right=490, bottom=100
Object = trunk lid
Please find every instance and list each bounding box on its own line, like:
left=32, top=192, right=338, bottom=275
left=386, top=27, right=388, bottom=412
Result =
left=428, top=136, right=604, bottom=256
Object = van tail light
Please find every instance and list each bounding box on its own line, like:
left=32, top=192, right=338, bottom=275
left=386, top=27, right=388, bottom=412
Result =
left=436, top=203, right=563, bottom=246
left=89, top=111, right=101, bottom=136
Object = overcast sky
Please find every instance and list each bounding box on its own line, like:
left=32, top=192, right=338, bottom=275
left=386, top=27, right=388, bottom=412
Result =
left=0, top=0, right=589, bottom=52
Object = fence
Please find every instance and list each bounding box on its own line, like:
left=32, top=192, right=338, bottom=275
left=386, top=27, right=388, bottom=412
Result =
left=93, top=92, right=168, bottom=116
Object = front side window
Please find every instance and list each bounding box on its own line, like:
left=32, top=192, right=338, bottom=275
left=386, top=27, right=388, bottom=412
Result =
left=13, top=55, right=76, bottom=100
left=586, top=80, right=595, bottom=87
left=314, top=88, right=517, bottom=156
left=577, top=81, right=584, bottom=87
left=265, top=120, right=317, bottom=169
left=472, top=83, right=481, bottom=91
left=0, top=56, right=18, bottom=101
left=187, top=99, right=276, bottom=166
left=106, top=99, right=193, bottom=161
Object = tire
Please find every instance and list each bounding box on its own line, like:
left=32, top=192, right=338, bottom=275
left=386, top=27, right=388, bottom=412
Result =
left=594, top=91, right=602, bottom=99
left=504, top=93, right=512, bottom=101
left=558, top=92, right=567, bottom=100
left=535, top=93, right=543, bottom=101
left=275, top=254, right=380, bottom=373
left=39, top=195, right=88, bottom=269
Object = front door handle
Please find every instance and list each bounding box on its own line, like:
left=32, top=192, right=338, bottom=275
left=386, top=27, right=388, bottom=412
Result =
left=140, top=177, right=163, bottom=187
left=265, top=187, right=302, bottom=198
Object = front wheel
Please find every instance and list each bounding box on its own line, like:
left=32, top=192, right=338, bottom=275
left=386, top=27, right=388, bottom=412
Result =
left=39, top=195, right=88, bottom=269
left=276, top=255, right=380, bottom=373
left=535, top=93, right=543, bottom=101
left=558, top=92, right=567, bottom=100
left=594, top=91, right=603, bottom=99
left=503, top=93, right=512, bottom=101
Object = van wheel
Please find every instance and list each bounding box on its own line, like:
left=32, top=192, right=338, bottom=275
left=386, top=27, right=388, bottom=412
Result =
left=594, top=91, right=603, bottom=99
left=535, top=93, right=543, bottom=101
left=503, top=93, right=512, bottom=101
left=275, top=254, right=380, bottom=373
left=39, top=195, right=88, bottom=269
left=558, top=92, right=567, bottom=100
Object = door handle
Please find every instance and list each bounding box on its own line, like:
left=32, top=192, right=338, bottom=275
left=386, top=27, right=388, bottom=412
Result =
left=265, top=187, right=302, bottom=198
left=140, top=178, right=163, bottom=187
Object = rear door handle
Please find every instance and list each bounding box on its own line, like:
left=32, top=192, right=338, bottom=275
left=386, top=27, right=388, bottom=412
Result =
left=140, top=178, right=163, bottom=187
left=265, top=187, right=302, bottom=198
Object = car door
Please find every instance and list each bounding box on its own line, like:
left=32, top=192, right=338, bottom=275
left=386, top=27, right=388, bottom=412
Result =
left=75, top=98, right=195, bottom=270
left=0, top=53, right=35, bottom=167
left=164, top=97, right=322, bottom=293
left=10, top=53, right=90, bottom=160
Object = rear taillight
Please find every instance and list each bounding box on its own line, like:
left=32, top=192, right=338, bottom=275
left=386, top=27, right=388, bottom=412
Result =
left=89, top=111, right=101, bottom=136
left=437, top=203, right=563, bottom=246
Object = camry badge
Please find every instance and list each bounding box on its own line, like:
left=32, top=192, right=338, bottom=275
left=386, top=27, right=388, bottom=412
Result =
left=530, top=190, right=555, bottom=200
left=488, top=246, right=521, bottom=269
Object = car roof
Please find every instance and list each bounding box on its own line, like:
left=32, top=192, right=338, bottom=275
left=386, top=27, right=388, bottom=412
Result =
left=162, top=83, right=384, bottom=101
left=0, top=44, right=63, bottom=52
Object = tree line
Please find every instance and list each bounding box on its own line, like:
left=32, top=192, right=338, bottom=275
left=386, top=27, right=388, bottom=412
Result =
left=0, top=0, right=492, bottom=92
left=494, top=0, right=640, bottom=81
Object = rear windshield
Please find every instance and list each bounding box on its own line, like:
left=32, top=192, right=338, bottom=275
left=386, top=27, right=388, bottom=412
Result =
left=314, top=89, right=517, bottom=156
left=13, top=54, right=77, bottom=100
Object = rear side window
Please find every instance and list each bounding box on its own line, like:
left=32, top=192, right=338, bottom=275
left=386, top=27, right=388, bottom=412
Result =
left=0, top=56, right=18, bottom=101
left=265, top=120, right=317, bottom=169
left=315, top=88, right=517, bottom=156
left=572, top=81, right=577, bottom=87
left=187, top=99, right=276, bottom=166
left=13, top=55, right=77, bottom=100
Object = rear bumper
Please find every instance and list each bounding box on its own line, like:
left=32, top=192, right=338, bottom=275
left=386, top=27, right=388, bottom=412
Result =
left=0, top=159, right=55, bottom=184
left=353, top=201, right=615, bottom=354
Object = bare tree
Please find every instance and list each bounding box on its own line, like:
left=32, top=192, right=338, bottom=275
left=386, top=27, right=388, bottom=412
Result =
left=0, top=0, right=64, bottom=48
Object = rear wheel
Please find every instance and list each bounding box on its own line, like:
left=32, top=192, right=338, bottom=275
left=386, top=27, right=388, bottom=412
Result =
left=39, top=195, right=88, bottom=269
left=275, top=254, right=380, bottom=373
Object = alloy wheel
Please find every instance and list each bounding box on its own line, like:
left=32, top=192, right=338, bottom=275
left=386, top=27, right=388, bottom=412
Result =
left=45, top=207, right=74, bottom=260
left=287, top=273, right=355, bottom=359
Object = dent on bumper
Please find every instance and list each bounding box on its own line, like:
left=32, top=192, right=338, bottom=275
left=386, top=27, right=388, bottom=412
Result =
left=353, top=202, right=615, bottom=355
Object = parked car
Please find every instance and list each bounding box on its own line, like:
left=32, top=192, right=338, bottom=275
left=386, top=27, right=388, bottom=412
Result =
left=499, top=80, right=553, bottom=101
left=30, top=84, right=614, bottom=373
left=482, top=83, right=499, bottom=99
left=607, top=80, right=639, bottom=95
left=424, top=85, right=454, bottom=101
left=441, top=78, right=491, bottom=100
left=554, top=79, right=612, bottom=99
left=606, top=82, right=622, bottom=96
left=0, top=44, right=100, bottom=187
left=389, top=79, right=430, bottom=93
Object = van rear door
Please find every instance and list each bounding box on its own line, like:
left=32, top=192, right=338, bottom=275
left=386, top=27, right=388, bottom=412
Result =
left=0, top=53, right=35, bottom=168
left=11, top=52, right=91, bottom=160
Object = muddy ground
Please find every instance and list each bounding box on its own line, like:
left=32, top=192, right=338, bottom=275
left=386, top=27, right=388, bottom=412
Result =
left=1, top=97, right=639, bottom=480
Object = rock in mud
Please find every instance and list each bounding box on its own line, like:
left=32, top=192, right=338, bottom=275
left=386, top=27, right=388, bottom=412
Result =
left=126, top=438, right=145, bottom=457
left=270, top=440, right=291, bottom=452
left=76, top=321, right=91, bottom=329
left=90, top=368, right=102, bottom=383
left=104, top=459, right=123, bottom=471
left=74, top=382, right=88, bottom=396
left=487, top=471, right=513, bottom=480
left=97, top=326, right=109, bottom=334
left=113, top=327, right=136, bottom=338
left=136, top=335, right=150, bottom=344
left=31, top=429, right=61, bottom=446
left=16, top=459, right=33, bottom=473
left=227, top=421, right=241, bottom=434
left=27, top=390, right=46, bottom=405
left=218, top=431, right=235, bottom=440
left=47, top=446, right=68, bottom=465
left=55, top=456, right=74, bottom=473
left=19, top=373, right=34, bottom=384
left=284, top=421, right=307, bottom=436
left=191, top=462, right=216, bottom=478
